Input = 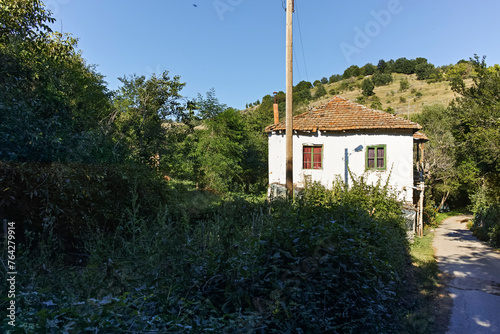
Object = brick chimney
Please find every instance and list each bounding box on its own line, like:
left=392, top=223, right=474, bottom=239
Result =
left=273, top=91, right=279, bottom=124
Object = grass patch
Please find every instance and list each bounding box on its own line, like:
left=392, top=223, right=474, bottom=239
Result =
left=436, top=210, right=469, bottom=225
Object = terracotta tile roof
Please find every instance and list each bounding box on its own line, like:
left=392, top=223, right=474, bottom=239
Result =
left=265, top=96, right=422, bottom=133
left=413, top=131, right=429, bottom=141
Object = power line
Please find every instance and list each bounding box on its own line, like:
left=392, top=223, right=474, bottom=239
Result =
left=294, top=47, right=302, bottom=81
left=294, top=0, right=309, bottom=81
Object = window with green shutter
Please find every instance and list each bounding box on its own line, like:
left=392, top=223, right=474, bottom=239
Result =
left=366, top=145, right=386, bottom=170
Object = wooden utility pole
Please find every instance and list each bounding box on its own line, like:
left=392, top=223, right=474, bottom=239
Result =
left=285, top=0, right=294, bottom=199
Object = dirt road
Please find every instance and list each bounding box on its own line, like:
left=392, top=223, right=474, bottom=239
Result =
left=433, top=216, right=500, bottom=333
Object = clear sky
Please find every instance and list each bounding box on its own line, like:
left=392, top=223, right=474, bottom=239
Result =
left=47, top=0, right=500, bottom=110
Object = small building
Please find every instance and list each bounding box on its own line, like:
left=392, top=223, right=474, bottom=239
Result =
left=265, top=96, right=428, bottom=210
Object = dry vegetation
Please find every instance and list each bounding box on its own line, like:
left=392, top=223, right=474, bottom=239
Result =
left=309, top=74, right=473, bottom=116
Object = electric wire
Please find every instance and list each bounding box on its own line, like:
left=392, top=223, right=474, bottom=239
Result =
left=294, top=0, right=309, bottom=82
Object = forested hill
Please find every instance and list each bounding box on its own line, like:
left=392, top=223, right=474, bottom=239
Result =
left=245, top=57, right=477, bottom=118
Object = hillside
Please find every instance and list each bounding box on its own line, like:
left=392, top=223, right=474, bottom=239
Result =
left=308, top=73, right=471, bottom=116
left=245, top=57, right=478, bottom=118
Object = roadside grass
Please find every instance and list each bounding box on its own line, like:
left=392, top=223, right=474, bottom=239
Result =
left=403, top=228, right=445, bottom=333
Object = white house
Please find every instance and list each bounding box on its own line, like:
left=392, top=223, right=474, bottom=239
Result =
left=265, top=96, right=427, bottom=204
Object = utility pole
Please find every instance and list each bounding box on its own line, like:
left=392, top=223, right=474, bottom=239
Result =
left=285, top=0, right=294, bottom=199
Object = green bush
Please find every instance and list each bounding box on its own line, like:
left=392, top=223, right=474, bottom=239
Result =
left=2, top=176, right=413, bottom=333
left=0, top=161, right=171, bottom=255
left=400, top=79, right=410, bottom=92
left=471, top=205, right=500, bottom=247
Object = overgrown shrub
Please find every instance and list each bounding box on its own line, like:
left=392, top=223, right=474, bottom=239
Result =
left=1, top=176, right=412, bottom=332
left=471, top=204, right=500, bottom=247
left=0, top=161, right=171, bottom=255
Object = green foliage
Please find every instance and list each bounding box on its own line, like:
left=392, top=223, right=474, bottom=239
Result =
left=445, top=61, right=473, bottom=81
left=450, top=55, right=500, bottom=175
left=412, top=104, right=474, bottom=209
left=0, top=161, right=171, bottom=254
left=0, top=2, right=117, bottom=163
left=320, top=76, right=328, bottom=84
left=0, top=0, right=54, bottom=40
left=2, top=177, right=415, bottom=333
left=415, top=62, right=436, bottom=80
left=370, top=100, right=383, bottom=110
left=193, top=108, right=246, bottom=193
left=426, top=71, right=444, bottom=84
left=329, top=74, right=342, bottom=83
left=361, top=63, right=376, bottom=75
left=113, top=71, right=185, bottom=164
left=314, top=83, right=327, bottom=99
left=394, top=57, right=416, bottom=74
left=372, top=72, right=393, bottom=86
left=342, top=64, right=361, bottom=79
left=294, top=80, right=313, bottom=91
left=361, top=78, right=375, bottom=96
left=399, top=78, right=410, bottom=91
left=470, top=201, right=500, bottom=247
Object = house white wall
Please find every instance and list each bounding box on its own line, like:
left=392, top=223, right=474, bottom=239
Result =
left=268, top=130, right=415, bottom=202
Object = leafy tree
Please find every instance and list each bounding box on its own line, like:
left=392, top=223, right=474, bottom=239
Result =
left=445, top=61, right=473, bottom=81
left=294, top=80, right=313, bottom=91
left=361, top=63, right=377, bottom=75
left=329, top=74, right=342, bottom=83
left=293, top=81, right=313, bottom=103
left=449, top=55, right=500, bottom=175
left=113, top=71, right=185, bottom=164
left=342, top=65, right=361, bottom=79
left=415, top=62, right=436, bottom=80
left=321, top=77, right=328, bottom=84
left=361, top=78, right=375, bottom=96
left=394, top=57, right=416, bottom=74
left=413, top=105, right=466, bottom=208
left=314, top=84, right=327, bottom=99
left=377, top=59, right=388, bottom=73
left=313, top=79, right=322, bottom=87
left=372, top=73, right=393, bottom=86
left=0, top=0, right=115, bottom=163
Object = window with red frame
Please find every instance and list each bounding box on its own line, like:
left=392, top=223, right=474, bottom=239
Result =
left=303, top=145, right=322, bottom=169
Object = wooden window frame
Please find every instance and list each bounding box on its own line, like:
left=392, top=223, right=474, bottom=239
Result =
left=303, top=145, right=323, bottom=170
left=366, top=145, right=387, bottom=171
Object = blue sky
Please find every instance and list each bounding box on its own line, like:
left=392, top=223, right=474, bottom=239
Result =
left=47, top=0, right=500, bottom=109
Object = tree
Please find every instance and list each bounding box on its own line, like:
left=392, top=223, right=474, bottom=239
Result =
left=342, top=65, right=361, bottom=79
left=413, top=105, right=463, bottom=208
left=293, top=81, right=313, bottom=103
left=314, top=84, right=327, bottom=99
left=321, top=77, right=328, bottom=84
left=192, top=91, right=248, bottom=192
left=0, top=0, right=115, bottom=163
left=449, top=55, right=500, bottom=175
left=393, top=57, right=416, bottom=74
left=445, top=61, right=473, bottom=81
left=113, top=71, right=185, bottom=164
left=362, top=63, right=376, bottom=75
left=361, top=78, right=375, bottom=96
left=377, top=59, right=387, bottom=73
left=372, top=73, right=393, bottom=86
left=415, top=62, right=436, bottom=80
left=329, top=74, right=341, bottom=84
